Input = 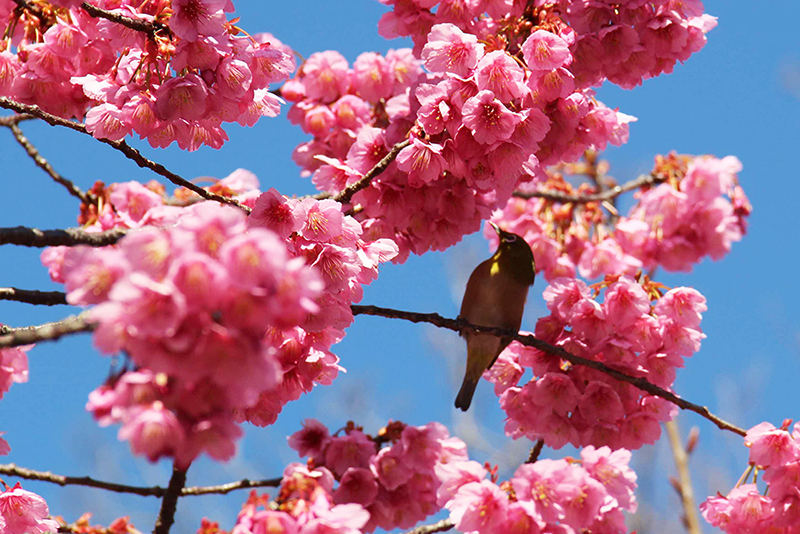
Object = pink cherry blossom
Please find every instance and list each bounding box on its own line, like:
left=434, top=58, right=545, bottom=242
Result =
left=0, top=483, right=60, bottom=534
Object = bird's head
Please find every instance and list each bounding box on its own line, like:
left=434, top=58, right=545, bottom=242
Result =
left=489, top=222, right=536, bottom=286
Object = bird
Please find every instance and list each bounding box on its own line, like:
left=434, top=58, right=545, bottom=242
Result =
left=455, top=222, right=536, bottom=411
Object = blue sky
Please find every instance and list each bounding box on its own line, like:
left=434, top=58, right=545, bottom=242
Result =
left=1, top=2, right=799, bottom=532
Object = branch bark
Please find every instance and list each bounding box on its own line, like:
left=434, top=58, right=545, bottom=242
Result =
left=333, top=139, right=410, bottom=205
left=0, top=98, right=249, bottom=212
left=0, top=313, right=94, bottom=348
left=80, top=2, right=170, bottom=37
left=6, top=123, right=89, bottom=203
left=0, top=226, right=127, bottom=247
left=350, top=304, right=747, bottom=437
left=666, top=419, right=703, bottom=534
left=403, top=519, right=454, bottom=534
left=0, top=462, right=281, bottom=497
left=0, top=287, right=69, bottom=306
left=513, top=173, right=664, bottom=203
left=153, top=464, right=187, bottom=534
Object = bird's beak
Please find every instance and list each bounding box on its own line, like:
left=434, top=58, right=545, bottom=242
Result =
left=488, top=221, right=502, bottom=236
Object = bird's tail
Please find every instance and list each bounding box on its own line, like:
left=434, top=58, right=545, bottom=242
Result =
left=454, top=376, right=479, bottom=411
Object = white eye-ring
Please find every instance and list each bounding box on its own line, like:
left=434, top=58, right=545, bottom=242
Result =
left=503, top=234, right=517, bottom=243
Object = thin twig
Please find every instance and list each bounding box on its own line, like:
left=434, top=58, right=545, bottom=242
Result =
left=0, top=287, right=69, bottom=306
left=513, top=173, right=664, bottom=203
left=0, top=114, right=35, bottom=127
left=666, top=419, right=702, bottom=534
left=0, top=226, right=127, bottom=247
left=332, top=139, right=411, bottom=205
left=80, top=1, right=170, bottom=37
left=403, top=519, right=454, bottom=534
left=350, top=304, right=747, bottom=437
left=153, top=464, right=187, bottom=534
left=7, top=123, right=89, bottom=203
left=0, top=313, right=94, bottom=348
left=0, top=98, right=249, bottom=212
left=0, top=463, right=281, bottom=497
left=526, top=439, right=545, bottom=464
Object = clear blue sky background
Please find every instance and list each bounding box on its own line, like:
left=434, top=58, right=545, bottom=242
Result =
left=1, top=2, right=799, bottom=532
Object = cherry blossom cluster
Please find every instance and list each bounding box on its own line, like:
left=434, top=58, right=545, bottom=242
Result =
left=217, top=470, right=370, bottom=534
left=440, top=445, right=637, bottom=534
left=286, top=419, right=470, bottom=532
left=0, top=482, right=59, bottom=534
left=482, top=275, right=706, bottom=450
left=701, top=420, right=800, bottom=533
left=41, top=172, right=397, bottom=464
left=284, top=14, right=636, bottom=259
left=490, top=152, right=750, bottom=281
left=61, top=514, right=144, bottom=534
left=378, top=0, right=716, bottom=90
left=0, top=0, right=293, bottom=148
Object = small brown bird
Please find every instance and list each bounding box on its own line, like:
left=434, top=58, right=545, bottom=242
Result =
left=455, top=222, right=535, bottom=411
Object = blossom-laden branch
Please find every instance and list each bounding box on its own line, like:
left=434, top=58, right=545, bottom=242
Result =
left=0, top=302, right=746, bottom=436
left=153, top=464, right=187, bottom=534
left=0, top=226, right=127, bottom=247
left=513, top=172, right=665, bottom=203
left=350, top=304, right=747, bottom=437
left=0, top=313, right=94, bottom=348
left=0, top=98, right=250, bottom=212
left=80, top=1, right=170, bottom=38
left=0, top=287, right=69, bottom=306
left=5, top=123, right=89, bottom=203
left=0, top=463, right=281, bottom=497
left=666, top=420, right=702, bottom=534
left=334, top=139, right=411, bottom=205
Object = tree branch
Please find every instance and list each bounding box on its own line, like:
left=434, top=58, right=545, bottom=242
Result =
left=329, top=139, right=411, bottom=205
left=0, top=114, right=35, bottom=127
left=0, top=98, right=249, bottom=213
left=403, top=519, right=454, bottom=534
left=666, top=419, right=702, bottom=534
left=0, top=226, right=127, bottom=247
left=526, top=439, right=545, bottom=464
left=0, top=287, right=69, bottom=306
left=6, top=123, right=89, bottom=203
left=513, top=173, right=664, bottom=203
left=153, top=464, right=187, bottom=534
left=0, top=462, right=281, bottom=497
left=350, top=304, right=747, bottom=437
left=80, top=2, right=170, bottom=38
left=0, top=313, right=94, bottom=348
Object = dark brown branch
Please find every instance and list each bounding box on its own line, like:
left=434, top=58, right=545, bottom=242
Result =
left=0, top=462, right=281, bottom=497
left=80, top=2, right=170, bottom=37
left=7, top=123, right=89, bottom=203
left=181, top=477, right=283, bottom=496
left=0, top=226, right=127, bottom=247
left=350, top=304, right=747, bottom=437
left=153, top=464, right=187, bottom=534
left=666, top=419, right=702, bottom=534
left=332, top=139, right=411, bottom=205
left=513, top=173, right=664, bottom=203
left=404, top=519, right=454, bottom=534
left=526, top=439, right=545, bottom=464
left=0, top=98, right=249, bottom=213
left=0, top=313, right=95, bottom=348
left=0, top=287, right=69, bottom=306
left=0, top=463, right=169, bottom=497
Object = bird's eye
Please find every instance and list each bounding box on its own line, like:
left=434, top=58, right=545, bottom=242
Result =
left=503, top=234, right=517, bottom=243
